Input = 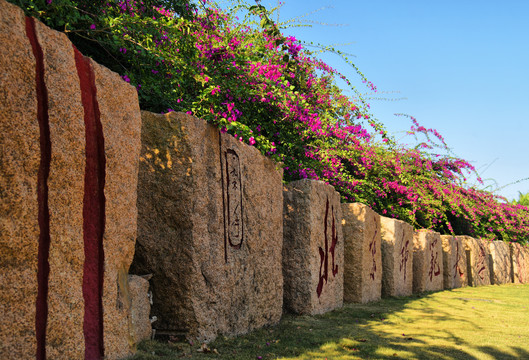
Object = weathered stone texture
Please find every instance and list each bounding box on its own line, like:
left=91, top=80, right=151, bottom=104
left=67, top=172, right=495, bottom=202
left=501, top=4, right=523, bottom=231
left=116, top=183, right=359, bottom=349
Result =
left=128, top=275, right=152, bottom=344
left=282, top=180, right=344, bottom=315
left=511, top=242, right=528, bottom=284
left=131, top=111, right=284, bottom=342
left=35, top=19, right=86, bottom=360
left=460, top=236, right=491, bottom=287
left=455, top=236, right=469, bottom=288
left=93, top=59, right=142, bottom=359
left=0, top=2, right=39, bottom=358
left=0, top=2, right=141, bottom=358
left=379, top=217, right=413, bottom=297
left=488, top=241, right=511, bottom=285
left=521, top=244, right=529, bottom=283
left=441, top=235, right=467, bottom=289
left=341, top=203, right=382, bottom=303
left=412, top=230, right=443, bottom=293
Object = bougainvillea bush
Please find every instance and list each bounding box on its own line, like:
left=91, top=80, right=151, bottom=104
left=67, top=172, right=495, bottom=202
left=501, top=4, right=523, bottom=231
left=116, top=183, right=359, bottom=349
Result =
left=13, top=0, right=529, bottom=243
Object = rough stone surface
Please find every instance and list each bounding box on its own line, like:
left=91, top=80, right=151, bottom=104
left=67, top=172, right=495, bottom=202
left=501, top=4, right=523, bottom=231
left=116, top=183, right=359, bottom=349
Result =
left=0, top=3, right=142, bottom=358
left=341, top=203, right=382, bottom=303
left=93, top=59, right=142, bottom=359
left=511, top=242, right=528, bottom=284
left=128, top=275, right=152, bottom=344
left=412, top=230, right=443, bottom=293
left=0, top=2, right=40, bottom=358
left=282, top=179, right=344, bottom=315
left=35, top=18, right=86, bottom=360
left=488, top=241, right=511, bottom=285
left=460, top=236, right=491, bottom=286
left=441, top=235, right=467, bottom=289
left=379, top=217, right=413, bottom=297
left=524, top=246, right=529, bottom=284
left=131, top=111, right=284, bottom=342
left=522, top=245, right=529, bottom=284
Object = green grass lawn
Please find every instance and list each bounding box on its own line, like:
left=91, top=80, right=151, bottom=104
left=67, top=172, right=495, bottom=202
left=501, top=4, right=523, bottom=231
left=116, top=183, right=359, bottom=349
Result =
left=130, top=284, right=529, bottom=360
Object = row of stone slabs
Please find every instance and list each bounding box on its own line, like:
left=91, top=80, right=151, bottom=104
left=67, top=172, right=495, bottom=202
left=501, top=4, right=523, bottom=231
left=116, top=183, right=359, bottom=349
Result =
left=1, top=3, right=525, bottom=356
left=134, top=111, right=529, bottom=343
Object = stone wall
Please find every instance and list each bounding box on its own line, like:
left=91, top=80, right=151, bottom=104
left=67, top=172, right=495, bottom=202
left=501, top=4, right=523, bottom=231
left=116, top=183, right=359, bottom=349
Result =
left=282, top=180, right=344, bottom=314
left=441, top=235, right=468, bottom=289
left=460, top=236, right=491, bottom=286
left=413, top=230, right=444, bottom=293
left=1, top=1, right=528, bottom=357
left=341, top=203, right=382, bottom=303
left=128, top=275, right=152, bottom=345
left=511, top=242, right=528, bottom=284
left=131, top=111, right=284, bottom=342
left=0, top=1, right=142, bottom=358
left=488, top=241, right=511, bottom=285
left=380, top=217, right=413, bottom=297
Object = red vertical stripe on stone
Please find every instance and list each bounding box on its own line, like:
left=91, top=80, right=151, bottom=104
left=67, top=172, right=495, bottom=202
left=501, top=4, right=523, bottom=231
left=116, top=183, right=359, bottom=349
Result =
left=220, top=134, right=228, bottom=263
left=73, top=46, right=106, bottom=360
left=25, top=16, right=51, bottom=360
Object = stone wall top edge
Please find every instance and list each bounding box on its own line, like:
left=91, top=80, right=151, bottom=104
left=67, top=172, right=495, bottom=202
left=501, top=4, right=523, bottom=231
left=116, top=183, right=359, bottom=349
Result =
left=440, top=234, right=455, bottom=239
left=415, top=228, right=441, bottom=235
left=1, top=0, right=22, bottom=15
left=455, top=235, right=476, bottom=240
left=286, top=178, right=339, bottom=194
left=341, top=202, right=372, bottom=210
left=89, top=57, right=139, bottom=101
left=379, top=215, right=411, bottom=227
left=141, top=110, right=283, bottom=176
left=19, top=3, right=139, bottom=101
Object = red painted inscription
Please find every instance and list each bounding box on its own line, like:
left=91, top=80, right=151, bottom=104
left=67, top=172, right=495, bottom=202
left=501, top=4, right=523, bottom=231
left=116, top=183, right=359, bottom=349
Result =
left=399, top=235, right=410, bottom=282
left=476, top=243, right=487, bottom=280
left=453, top=241, right=465, bottom=280
left=428, top=238, right=441, bottom=281
left=515, top=247, right=525, bottom=283
left=317, top=198, right=339, bottom=297
left=74, top=45, right=106, bottom=359
left=26, top=16, right=51, bottom=360
left=368, top=216, right=378, bottom=281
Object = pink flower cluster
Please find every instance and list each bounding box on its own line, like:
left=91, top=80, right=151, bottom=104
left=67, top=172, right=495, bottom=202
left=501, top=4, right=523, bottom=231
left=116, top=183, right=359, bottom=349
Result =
left=99, top=0, right=528, bottom=243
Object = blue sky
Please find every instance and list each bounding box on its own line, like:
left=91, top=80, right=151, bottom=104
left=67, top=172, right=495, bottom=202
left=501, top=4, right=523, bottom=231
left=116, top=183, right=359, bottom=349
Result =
left=257, top=0, right=529, bottom=201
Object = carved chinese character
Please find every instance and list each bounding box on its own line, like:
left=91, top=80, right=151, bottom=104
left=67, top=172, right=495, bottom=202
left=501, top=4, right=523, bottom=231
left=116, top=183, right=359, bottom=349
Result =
left=428, top=239, right=441, bottom=281
left=224, top=149, right=243, bottom=254
left=515, top=247, right=525, bottom=283
left=368, top=216, right=377, bottom=281
left=317, top=198, right=339, bottom=297
left=399, top=237, right=410, bottom=281
left=330, top=208, right=338, bottom=277
left=476, top=243, right=487, bottom=280
left=453, top=241, right=464, bottom=279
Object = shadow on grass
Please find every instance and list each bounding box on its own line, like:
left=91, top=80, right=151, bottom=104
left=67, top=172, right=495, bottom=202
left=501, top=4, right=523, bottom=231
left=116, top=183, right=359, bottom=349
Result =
left=129, top=285, right=529, bottom=360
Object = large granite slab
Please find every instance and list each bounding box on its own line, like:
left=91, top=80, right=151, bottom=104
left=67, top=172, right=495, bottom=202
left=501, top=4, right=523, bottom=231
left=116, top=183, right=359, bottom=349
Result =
left=283, top=179, right=344, bottom=314
left=460, top=236, right=491, bottom=287
left=380, top=217, right=413, bottom=297
left=511, top=242, right=528, bottom=284
left=131, top=111, right=284, bottom=342
left=341, top=203, right=382, bottom=303
left=413, top=230, right=443, bottom=293
left=441, top=235, right=468, bottom=289
left=488, top=241, right=511, bottom=285
left=0, top=1, right=141, bottom=358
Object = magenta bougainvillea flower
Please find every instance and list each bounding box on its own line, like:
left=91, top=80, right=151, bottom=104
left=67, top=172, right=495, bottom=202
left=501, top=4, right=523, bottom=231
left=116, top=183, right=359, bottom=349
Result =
left=27, top=0, right=527, bottom=242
